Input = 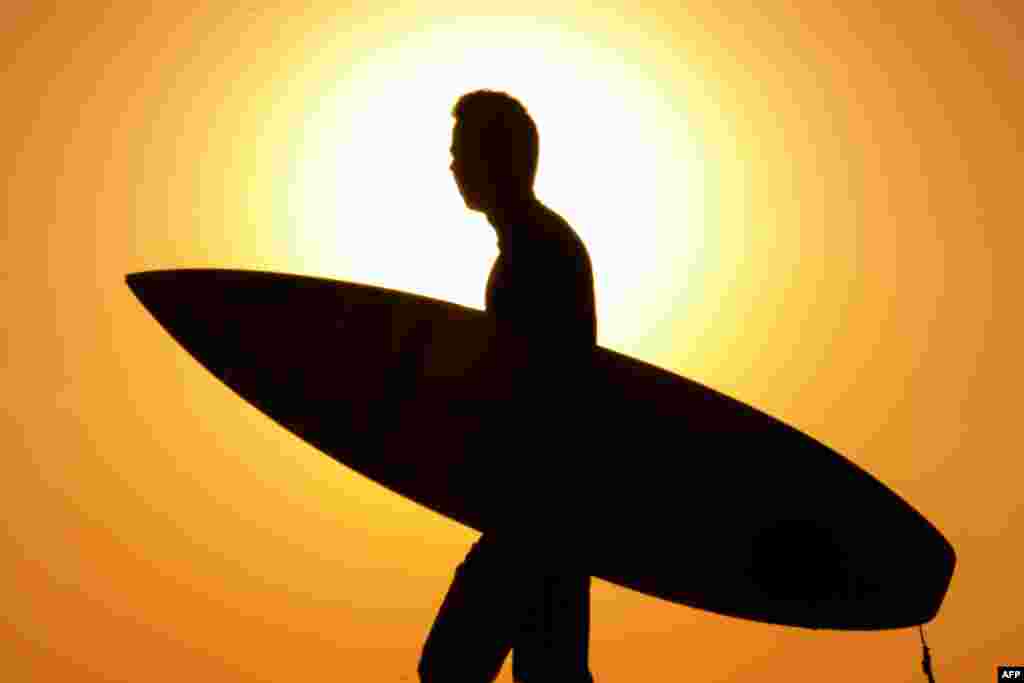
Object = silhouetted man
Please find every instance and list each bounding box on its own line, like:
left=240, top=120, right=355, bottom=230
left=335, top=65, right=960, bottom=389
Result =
left=417, top=90, right=597, bottom=683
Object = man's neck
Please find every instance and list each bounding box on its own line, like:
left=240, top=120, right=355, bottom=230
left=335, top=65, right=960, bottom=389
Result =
left=486, top=194, right=540, bottom=248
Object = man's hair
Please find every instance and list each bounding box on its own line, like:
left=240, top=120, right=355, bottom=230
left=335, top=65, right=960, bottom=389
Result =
left=452, top=89, right=539, bottom=192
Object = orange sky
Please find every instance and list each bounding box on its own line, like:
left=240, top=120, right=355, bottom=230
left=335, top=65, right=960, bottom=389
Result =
left=4, top=2, right=1020, bottom=681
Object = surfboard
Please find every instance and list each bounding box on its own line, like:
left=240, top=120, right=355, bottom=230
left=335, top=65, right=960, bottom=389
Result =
left=125, top=268, right=955, bottom=631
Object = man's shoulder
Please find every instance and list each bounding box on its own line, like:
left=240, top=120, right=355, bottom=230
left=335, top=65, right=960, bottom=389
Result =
left=530, top=203, right=587, bottom=260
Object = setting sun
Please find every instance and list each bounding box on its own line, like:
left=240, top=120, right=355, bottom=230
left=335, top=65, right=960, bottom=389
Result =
left=5, top=2, right=1018, bottom=681
left=287, top=15, right=708, bottom=352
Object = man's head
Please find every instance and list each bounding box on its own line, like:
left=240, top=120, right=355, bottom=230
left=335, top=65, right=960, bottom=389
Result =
left=450, top=90, right=539, bottom=214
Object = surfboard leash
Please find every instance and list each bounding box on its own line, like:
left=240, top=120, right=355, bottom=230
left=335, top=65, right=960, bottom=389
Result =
left=918, top=624, right=936, bottom=683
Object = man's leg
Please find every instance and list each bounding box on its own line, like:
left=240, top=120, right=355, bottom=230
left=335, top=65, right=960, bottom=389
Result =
left=511, top=572, right=595, bottom=683
left=418, top=534, right=521, bottom=683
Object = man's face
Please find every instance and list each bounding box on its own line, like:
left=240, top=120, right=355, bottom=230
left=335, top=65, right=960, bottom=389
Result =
left=450, top=123, right=493, bottom=213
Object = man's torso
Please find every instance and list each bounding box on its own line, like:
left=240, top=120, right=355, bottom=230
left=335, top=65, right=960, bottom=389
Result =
left=484, top=202, right=597, bottom=351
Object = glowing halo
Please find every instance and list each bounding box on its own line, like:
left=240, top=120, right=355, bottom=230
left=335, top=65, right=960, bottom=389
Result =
left=287, top=16, right=708, bottom=351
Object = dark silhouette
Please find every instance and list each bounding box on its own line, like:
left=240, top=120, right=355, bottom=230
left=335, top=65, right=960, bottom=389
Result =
left=124, top=90, right=954, bottom=683
left=417, top=90, right=597, bottom=683
left=128, top=265, right=956, bottom=633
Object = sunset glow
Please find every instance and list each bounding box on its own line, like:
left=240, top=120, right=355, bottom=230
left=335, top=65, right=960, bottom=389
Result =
left=4, top=2, right=1019, bottom=682
left=287, top=15, right=708, bottom=352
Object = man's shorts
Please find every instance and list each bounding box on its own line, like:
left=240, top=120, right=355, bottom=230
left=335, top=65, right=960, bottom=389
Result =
left=418, top=532, right=595, bottom=683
